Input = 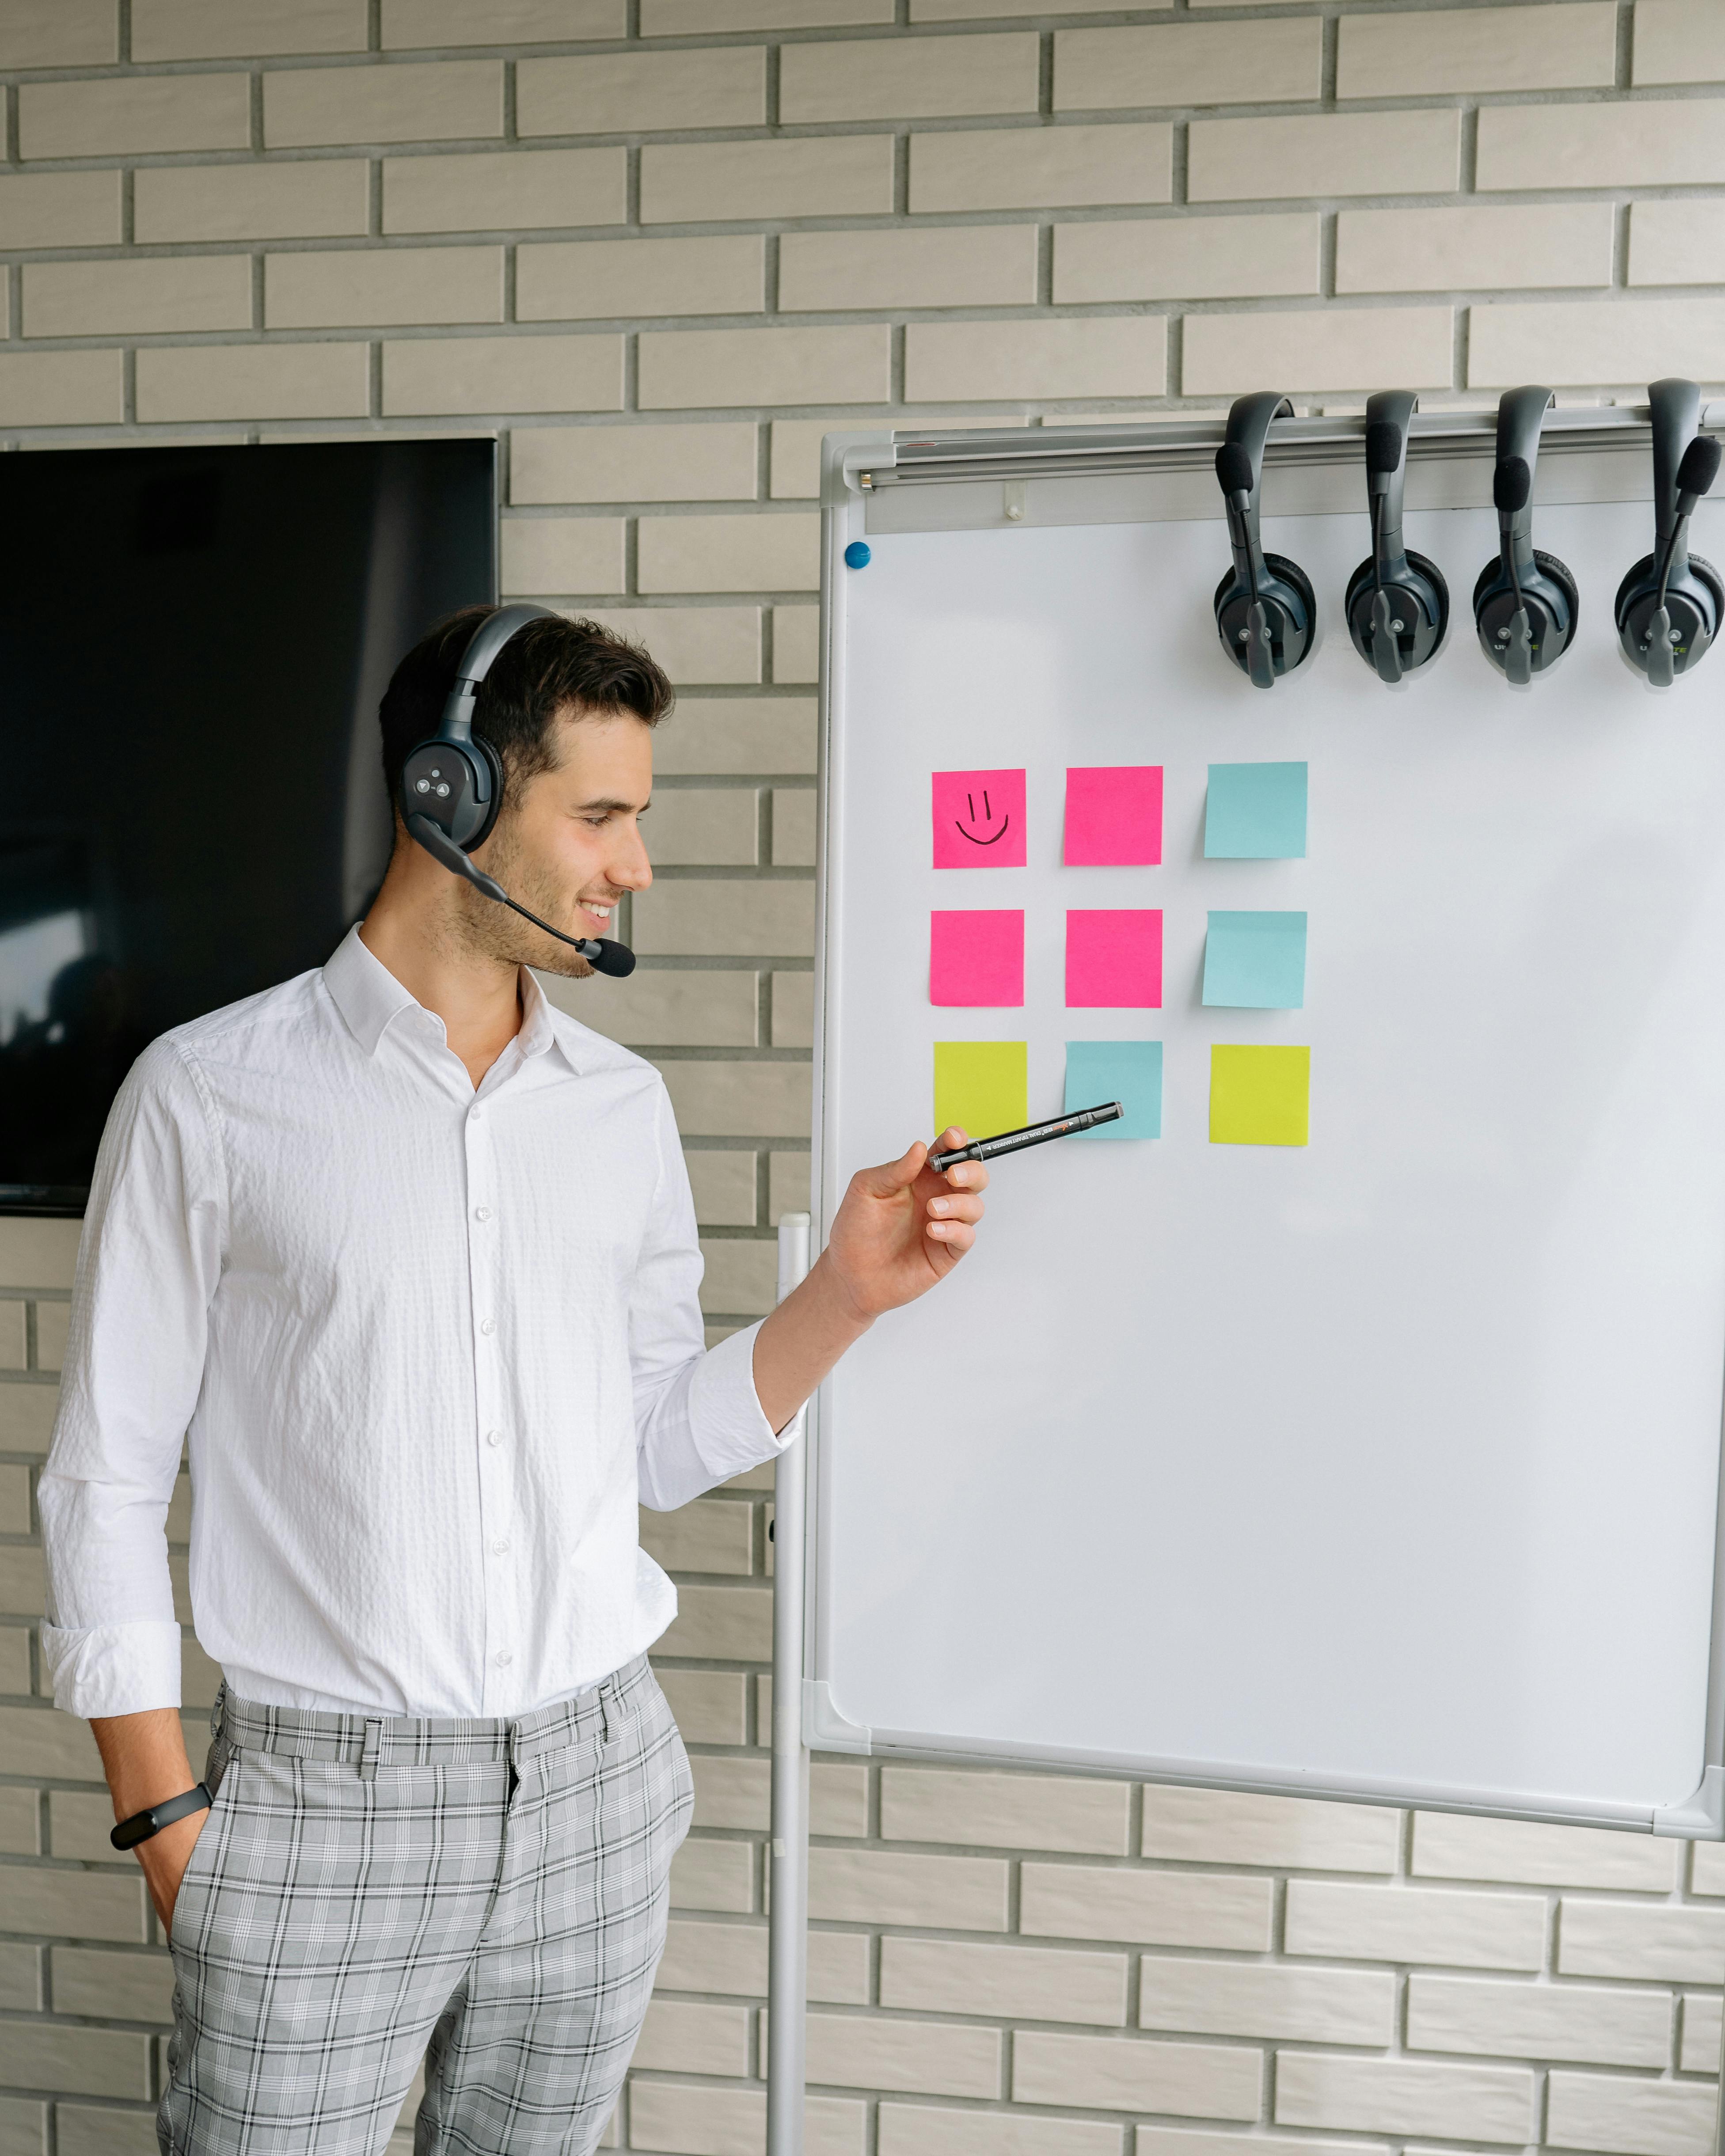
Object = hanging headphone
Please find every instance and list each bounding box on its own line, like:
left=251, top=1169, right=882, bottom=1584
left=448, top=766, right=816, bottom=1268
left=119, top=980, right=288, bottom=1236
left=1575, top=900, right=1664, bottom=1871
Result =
left=1343, top=391, right=1448, bottom=683
left=1212, top=392, right=1315, bottom=689
left=400, top=602, right=636, bottom=976
left=1471, top=385, right=1578, bottom=684
left=1614, top=377, right=1723, bottom=687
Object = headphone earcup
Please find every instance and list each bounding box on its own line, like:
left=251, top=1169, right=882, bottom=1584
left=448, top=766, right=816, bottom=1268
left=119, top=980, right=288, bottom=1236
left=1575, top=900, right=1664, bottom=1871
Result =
left=1615, top=552, right=1658, bottom=636
left=1261, top=554, right=1315, bottom=668
left=1344, top=550, right=1449, bottom=672
left=400, top=734, right=502, bottom=852
left=1618, top=550, right=1723, bottom=676
left=1213, top=554, right=1315, bottom=680
left=464, top=734, right=505, bottom=851
left=1473, top=549, right=1577, bottom=674
left=1531, top=550, right=1579, bottom=653
left=1405, top=550, right=1450, bottom=647
left=1689, top=550, right=1725, bottom=632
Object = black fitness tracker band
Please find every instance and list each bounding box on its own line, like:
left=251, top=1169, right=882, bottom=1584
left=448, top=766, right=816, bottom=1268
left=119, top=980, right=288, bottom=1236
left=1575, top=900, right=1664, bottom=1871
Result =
left=109, top=1782, right=212, bottom=1851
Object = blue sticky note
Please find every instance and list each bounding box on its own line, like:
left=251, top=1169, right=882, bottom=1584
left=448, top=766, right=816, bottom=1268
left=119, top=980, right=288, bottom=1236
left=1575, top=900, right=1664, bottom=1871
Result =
left=1205, top=762, right=1307, bottom=859
left=1064, top=1040, right=1161, bottom=1139
left=1203, top=912, right=1307, bottom=1009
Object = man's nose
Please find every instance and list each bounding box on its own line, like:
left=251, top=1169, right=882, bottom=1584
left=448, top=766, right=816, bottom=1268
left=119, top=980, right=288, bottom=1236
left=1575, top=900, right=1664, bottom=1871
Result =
left=611, top=824, right=652, bottom=892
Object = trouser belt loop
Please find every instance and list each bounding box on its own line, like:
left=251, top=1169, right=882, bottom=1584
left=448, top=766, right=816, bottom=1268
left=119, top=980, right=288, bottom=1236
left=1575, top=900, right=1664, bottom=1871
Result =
left=209, top=1681, right=226, bottom=1739
left=599, top=1680, right=615, bottom=1748
left=359, top=1716, right=384, bottom=1782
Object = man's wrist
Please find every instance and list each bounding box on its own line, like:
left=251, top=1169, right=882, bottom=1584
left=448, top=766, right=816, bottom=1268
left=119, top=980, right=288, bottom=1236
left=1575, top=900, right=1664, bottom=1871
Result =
left=110, top=1783, right=211, bottom=1851
left=807, top=1249, right=880, bottom=1334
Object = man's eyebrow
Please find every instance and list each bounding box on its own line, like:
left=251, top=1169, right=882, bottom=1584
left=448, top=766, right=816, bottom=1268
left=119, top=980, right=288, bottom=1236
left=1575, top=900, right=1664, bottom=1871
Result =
left=575, top=796, right=648, bottom=814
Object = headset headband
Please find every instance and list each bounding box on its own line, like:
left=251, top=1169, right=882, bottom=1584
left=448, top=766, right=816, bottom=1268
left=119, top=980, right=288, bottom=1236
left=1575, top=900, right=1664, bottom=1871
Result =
left=1494, top=386, right=1555, bottom=557
left=1649, top=377, right=1703, bottom=548
left=436, top=602, right=560, bottom=747
left=1222, top=392, right=1294, bottom=557
left=1365, top=389, right=1418, bottom=561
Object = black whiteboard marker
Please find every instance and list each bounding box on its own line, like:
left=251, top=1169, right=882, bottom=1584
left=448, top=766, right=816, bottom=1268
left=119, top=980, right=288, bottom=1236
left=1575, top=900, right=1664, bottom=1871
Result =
left=930, top=1101, right=1123, bottom=1172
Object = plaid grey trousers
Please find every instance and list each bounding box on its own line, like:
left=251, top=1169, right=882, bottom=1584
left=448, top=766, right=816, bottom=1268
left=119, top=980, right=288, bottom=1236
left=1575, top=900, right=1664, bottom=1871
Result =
left=160, top=1655, right=692, bottom=2156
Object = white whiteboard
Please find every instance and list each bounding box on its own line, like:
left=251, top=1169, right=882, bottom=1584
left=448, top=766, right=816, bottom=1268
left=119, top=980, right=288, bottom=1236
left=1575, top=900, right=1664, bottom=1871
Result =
left=806, top=419, right=1725, bottom=1833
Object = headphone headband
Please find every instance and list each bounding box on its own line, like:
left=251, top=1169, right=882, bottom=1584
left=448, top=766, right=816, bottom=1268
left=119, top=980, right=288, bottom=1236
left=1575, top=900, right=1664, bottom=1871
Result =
left=1221, top=392, right=1294, bottom=551
left=1494, top=386, right=1554, bottom=555
left=436, top=602, right=560, bottom=747
left=1364, top=390, right=1417, bottom=561
left=1649, top=377, right=1703, bottom=547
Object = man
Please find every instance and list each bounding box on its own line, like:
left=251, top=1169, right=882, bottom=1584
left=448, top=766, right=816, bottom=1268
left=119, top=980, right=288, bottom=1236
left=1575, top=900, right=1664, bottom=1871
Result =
left=38, top=607, right=987, bottom=2155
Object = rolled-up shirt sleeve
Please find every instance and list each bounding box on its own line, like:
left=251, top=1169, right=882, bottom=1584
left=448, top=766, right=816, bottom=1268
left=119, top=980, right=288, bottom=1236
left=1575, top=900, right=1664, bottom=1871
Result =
left=631, top=1082, right=786, bottom=1513
left=38, top=1039, right=225, bottom=1719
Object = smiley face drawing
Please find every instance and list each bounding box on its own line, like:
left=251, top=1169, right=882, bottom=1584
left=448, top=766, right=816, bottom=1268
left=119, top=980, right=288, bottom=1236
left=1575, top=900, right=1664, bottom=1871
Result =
left=956, top=788, right=1013, bottom=848
left=931, top=768, right=1028, bottom=869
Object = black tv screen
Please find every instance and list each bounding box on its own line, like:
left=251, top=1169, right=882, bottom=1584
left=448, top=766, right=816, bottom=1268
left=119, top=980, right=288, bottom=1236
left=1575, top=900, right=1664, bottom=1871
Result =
left=0, top=437, right=497, bottom=1214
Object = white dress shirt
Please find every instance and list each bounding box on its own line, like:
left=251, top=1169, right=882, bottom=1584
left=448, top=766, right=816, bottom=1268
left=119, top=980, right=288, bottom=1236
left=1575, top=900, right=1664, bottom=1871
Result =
left=39, top=926, right=782, bottom=1721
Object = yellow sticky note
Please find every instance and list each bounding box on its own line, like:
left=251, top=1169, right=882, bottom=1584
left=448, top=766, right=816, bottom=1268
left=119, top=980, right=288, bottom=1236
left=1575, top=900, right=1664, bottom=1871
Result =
left=934, top=1040, right=1027, bottom=1144
left=1210, top=1044, right=1310, bottom=1146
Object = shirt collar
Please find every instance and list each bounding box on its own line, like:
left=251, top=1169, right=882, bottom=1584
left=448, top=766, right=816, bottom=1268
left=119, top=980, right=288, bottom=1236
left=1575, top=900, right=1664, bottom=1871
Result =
left=324, top=924, right=419, bottom=1057
left=324, top=924, right=562, bottom=1070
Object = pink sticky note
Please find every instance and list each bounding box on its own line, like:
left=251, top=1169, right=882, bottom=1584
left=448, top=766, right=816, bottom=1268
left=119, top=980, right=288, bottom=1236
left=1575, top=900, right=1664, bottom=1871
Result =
left=1064, top=766, right=1163, bottom=866
left=931, top=911, right=1024, bottom=1006
left=1066, top=909, right=1162, bottom=1008
left=932, top=769, right=1027, bottom=869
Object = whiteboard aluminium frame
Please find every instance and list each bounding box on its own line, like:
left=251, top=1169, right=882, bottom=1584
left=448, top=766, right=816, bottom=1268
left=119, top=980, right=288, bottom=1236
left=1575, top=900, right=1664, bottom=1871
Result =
left=797, top=404, right=1725, bottom=1844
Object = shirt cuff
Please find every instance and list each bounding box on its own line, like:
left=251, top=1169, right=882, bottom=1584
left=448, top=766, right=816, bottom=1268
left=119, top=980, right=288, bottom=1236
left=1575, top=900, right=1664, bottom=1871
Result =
left=686, top=1319, right=782, bottom=1482
left=41, top=1621, right=183, bottom=1719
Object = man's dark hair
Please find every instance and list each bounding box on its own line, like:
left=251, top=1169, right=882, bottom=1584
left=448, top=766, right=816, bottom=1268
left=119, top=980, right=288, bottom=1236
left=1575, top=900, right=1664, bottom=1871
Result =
left=378, top=607, right=674, bottom=811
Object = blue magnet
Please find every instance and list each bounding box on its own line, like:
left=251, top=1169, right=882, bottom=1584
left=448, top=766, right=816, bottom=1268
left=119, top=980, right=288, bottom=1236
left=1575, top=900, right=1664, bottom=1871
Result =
left=844, top=541, right=871, bottom=569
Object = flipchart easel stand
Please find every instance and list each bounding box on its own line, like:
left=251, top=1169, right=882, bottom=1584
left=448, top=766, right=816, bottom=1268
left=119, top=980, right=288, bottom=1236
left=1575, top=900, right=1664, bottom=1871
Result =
left=766, top=1212, right=811, bottom=2156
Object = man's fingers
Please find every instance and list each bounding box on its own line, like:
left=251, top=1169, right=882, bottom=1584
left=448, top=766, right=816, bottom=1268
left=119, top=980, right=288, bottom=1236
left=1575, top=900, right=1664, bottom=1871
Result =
left=925, top=1221, right=975, bottom=1253
left=927, top=1193, right=984, bottom=1224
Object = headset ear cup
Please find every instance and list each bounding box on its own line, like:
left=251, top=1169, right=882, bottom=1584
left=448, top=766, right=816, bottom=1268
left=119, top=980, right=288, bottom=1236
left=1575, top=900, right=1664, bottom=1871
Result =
left=1687, top=550, right=1725, bottom=629
left=462, top=735, right=506, bottom=852
left=1261, top=552, right=1316, bottom=668
left=1615, top=553, right=1658, bottom=634
left=1404, top=550, right=1450, bottom=644
left=1531, top=549, right=1579, bottom=645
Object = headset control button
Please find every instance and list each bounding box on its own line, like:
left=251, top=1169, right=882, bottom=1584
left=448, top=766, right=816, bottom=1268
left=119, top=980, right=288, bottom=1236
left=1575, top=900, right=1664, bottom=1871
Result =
left=435, top=783, right=451, bottom=797
left=415, top=779, right=430, bottom=793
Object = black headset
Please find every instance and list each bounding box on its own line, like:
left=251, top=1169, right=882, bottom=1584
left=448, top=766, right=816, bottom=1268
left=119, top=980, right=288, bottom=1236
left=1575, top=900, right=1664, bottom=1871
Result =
left=1614, top=376, right=1723, bottom=687
left=400, top=602, right=636, bottom=976
left=1344, top=391, right=1448, bottom=683
left=1471, top=385, right=1578, bottom=684
left=1212, top=392, right=1315, bottom=689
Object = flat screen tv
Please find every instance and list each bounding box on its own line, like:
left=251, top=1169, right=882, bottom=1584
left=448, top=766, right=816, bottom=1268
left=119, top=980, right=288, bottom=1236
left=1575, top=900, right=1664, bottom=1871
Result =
left=0, top=437, right=497, bottom=1215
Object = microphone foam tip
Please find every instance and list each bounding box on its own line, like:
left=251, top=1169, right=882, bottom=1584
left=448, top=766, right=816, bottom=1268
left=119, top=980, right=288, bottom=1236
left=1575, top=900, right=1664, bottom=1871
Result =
left=1215, top=442, right=1256, bottom=497
left=1493, top=456, right=1532, bottom=513
left=1365, top=421, right=1402, bottom=476
left=1678, top=435, right=1722, bottom=498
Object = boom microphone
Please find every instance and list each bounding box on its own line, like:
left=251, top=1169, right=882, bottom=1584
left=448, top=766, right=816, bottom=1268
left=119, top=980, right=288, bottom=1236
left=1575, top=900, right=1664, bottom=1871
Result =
left=1364, top=421, right=1401, bottom=489
left=407, top=813, right=637, bottom=976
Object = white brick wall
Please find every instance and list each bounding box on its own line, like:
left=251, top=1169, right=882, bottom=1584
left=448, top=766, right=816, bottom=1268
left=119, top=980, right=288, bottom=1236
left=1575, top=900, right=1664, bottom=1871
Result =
left=2, top=4, right=1723, bottom=2152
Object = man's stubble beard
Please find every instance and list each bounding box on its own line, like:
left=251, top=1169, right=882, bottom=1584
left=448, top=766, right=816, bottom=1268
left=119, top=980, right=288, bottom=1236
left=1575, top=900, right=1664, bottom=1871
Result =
left=446, top=813, right=596, bottom=982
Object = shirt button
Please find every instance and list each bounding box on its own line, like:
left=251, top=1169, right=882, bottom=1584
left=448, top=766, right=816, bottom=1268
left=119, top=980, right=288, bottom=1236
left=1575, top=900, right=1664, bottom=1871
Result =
left=494, top=1650, right=512, bottom=1667
left=486, top=1428, right=503, bottom=1448
left=493, top=1538, right=509, bottom=1556
left=480, top=1317, right=496, bottom=1336
left=474, top=1205, right=492, bottom=1222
